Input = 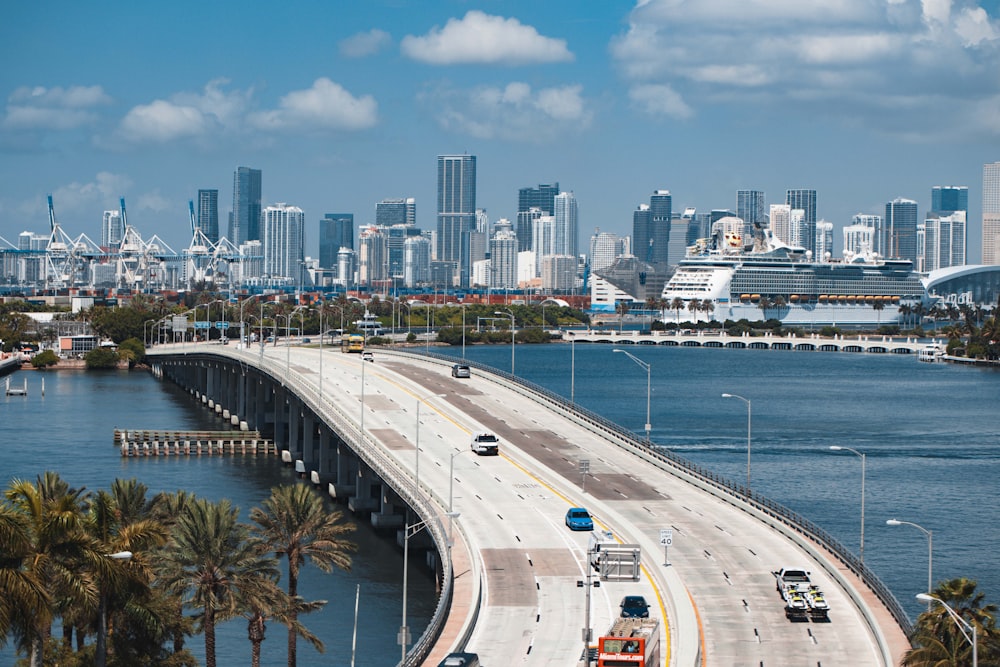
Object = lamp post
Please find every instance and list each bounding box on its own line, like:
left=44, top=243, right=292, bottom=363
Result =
left=830, top=445, right=866, bottom=564
left=414, top=393, right=445, bottom=502
left=495, top=309, right=515, bottom=374
left=887, top=518, right=933, bottom=607
left=721, top=393, right=751, bottom=494
left=613, top=349, right=651, bottom=444
left=578, top=543, right=601, bottom=667
left=239, top=294, right=260, bottom=348
left=461, top=303, right=467, bottom=359
left=571, top=334, right=576, bottom=403
left=916, top=593, right=977, bottom=667
left=398, top=514, right=456, bottom=663
left=95, top=550, right=133, bottom=667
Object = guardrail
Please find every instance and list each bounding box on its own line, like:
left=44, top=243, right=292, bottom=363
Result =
left=399, top=347, right=915, bottom=638
left=150, top=347, right=454, bottom=667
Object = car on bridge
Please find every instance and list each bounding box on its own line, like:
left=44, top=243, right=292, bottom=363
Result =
left=565, top=507, right=594, bottom=531
left=451, top=363, right=471, bottom=378
left=470, top=431, right=499, bottom=455
left=620, top=595, right=650, bottom=618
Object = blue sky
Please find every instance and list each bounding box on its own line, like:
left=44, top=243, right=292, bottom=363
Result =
left=2, top=0, right=999, bottom=261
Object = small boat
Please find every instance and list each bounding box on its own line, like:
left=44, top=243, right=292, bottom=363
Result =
left=917, top=342, right=945, bottom=363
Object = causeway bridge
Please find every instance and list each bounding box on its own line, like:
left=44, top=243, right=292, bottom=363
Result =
left=147, top=342, right=911, bottom=666
left=567, top=329, right=939, bottom=354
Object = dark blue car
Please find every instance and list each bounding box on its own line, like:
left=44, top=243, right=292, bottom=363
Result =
left=620, top=595, right=650, bottom=618
left=565, top=507, right=594, bottom=531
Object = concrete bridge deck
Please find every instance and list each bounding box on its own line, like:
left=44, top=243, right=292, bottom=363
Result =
left=148, top=343, right=911, bottom=666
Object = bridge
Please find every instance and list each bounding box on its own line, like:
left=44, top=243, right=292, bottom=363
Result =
left=567, top=329, right=939, bottom=354
left=147, top=342, right=912, bottom=666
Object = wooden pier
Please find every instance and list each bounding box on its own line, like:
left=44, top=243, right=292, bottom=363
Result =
left=114, top=429, right=277, bottom=457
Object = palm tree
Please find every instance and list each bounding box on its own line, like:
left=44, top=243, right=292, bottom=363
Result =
left=904, top=577, right=999, bottom=667
left=670, top=297, right=685, bottom=325
left=699, top=299, right=715, bottom=323
left=241, top=581, right=325, bottom=667
left=686, top=298, right=701, bottom=323
left=250, top=484, right=356, bottom=667
left=872, top=300, right=885, bottom=327
left=757, top=296, right=772, bottom=321
left=156, top=498, right=266, bottom=667
left=2, top=472, right=98, bottom=667
left=615, top=301, right=630, bottom=333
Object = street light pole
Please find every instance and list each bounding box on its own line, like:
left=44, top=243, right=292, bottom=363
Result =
left=915, top=593, right=977, bottom=667
left=495, top=309, right=515, bottom=374
left=721, top=393, right=751, bottom=494
left=887, top=518, right=933, bottom=605
left=96, top=550, right=132, bottom=667
left=613, top=349, right=651, bottom=443
left=571, top=335, right=576, bottom=404
left=830, top=445, right=866, bottom=564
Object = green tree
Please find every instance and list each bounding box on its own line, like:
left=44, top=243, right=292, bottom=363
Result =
left=670, top=297, right=685, bottom=324
left=117, top=338, right=146, bottom=365
left=85, top=347, right=120, bottom=369
left=250, top=484, right=355, bottom=667
left=904, top=578, right=999, bottom=667
left=30, top=350, right=59, bottom=368
left=156, top=498, right=266, bottom=667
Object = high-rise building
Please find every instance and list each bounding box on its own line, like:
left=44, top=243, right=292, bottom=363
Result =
left=737, top=190, right=767, bottom=227
left=553, top=191, right=578, bottom=258
left=489, top=230, right=519, bottom=290
left=232, top=167, right=262, bottom=245
left=815, top=220, right=834, bottom=259
left=843, top=224, right=876, bottom=258
left=197, top=189, right=219, bottom=243
left=437, top=154, right=477, bottom=287
left=261, top=203, right=305, bottom=282
left=786, top=189, right=817, bottom=254
left=375, top=198, right=416, bottom=227
left=633, top=191, right=670, bottom=268
left=666, top=216, right=689, bottom=265
left=319, top=214, right=354, bottom=270
left=931, top=186, right=969, bottom=214
left=386, top=224, right=421, bottom=284
left=541, top=255, right=577, bottom=292
left=403, top=236, right=431, bottom=288
left=851, top=214, right=883, bottom=256
left=885, top=198, right=919, bottom=263
left=101, top=210, right=123, bottom=248
left=516, top=208, right=543, bottom=252
left=517, top=183, right=559, bottom=250
left=532, top=215, right=557, bottom=277
left=983, top=162, right=1000, bottom=265
left=589, top=231, right=627, bottom=273
left=358, top=225, right=388, bottom=287
left=922, top=211, right=967, bottom=272
left=769, top=205, right=792, bottom=245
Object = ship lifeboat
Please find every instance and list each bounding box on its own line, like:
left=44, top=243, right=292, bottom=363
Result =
left=818, top=295, right=829, bottom=303
left=864, top=296, right=875, bottom=304
left=790, top=294, right=799, bottom=302
left=750, top=294, right=760, bottom=302
left=740, top=294, right=751, bottom=302
left=838, top=294, right=848, bottom=302
left=892, top=296, right=901, bottom=303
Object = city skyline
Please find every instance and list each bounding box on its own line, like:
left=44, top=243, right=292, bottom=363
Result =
left=2, top=1, right=999, bottom=262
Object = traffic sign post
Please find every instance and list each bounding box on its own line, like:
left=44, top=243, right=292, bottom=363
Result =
left=659, top=528, right=673, bottom=566
left=579, top=459, right=590, bottom=491
left=214, top=321, right=230, bottom=330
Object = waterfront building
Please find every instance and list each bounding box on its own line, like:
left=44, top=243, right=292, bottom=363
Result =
left=921, top=211, right=967, bottom=272
left=633, top=190, right=670, bottom=268
left=489, top=230, right=518, bottom=290
left=516, top=207, right=544, bottom=253
left=984, top=162, right=1000, bottom=265
left=788, top=209, right=807, bottom=250
left=541, top=255, right=577, bottom=292
left=517, top=250, right=536, bottom=286
left=319, top=213, right=354, bottom=271
left=518, top=182, right=558, bottom=250
left=101, top=210, right=123, bottom=248
left=403, top=236, right=431, bottom=288
left=337, top=247, right=356, bottom=287
left=261, top=203, right=305, bottom=283
left=375, top=198, right=416, bottom=228
left=532, top=215, right=557, bottom=277
left=885, top=198, right=919, bottom=263
left=387, top=224, right=422, bottom=285
left=786, top=189, right=817, bottom=254
left=931, top=186, right=969, bottom=214
left=437, top=154, right=477, bottom=287
left=769, top=205, right=792, bottom=246
left=667, top=216, right=689, bottom=266
left=589, top=231, right=627, bottom=273
left=737, top=190, right=767, bottom=227
left=590, top=255, right=669, bottom=311
left=197, top=189, right=219, bottom=243
left=231, top=166, right=262, bottom=245
left=843, top=224, right=876, bottom=259
left=554, top=191, right=579, bottom=259
left=815, top=220, right=834, bottom=259
left=358, top=225, right=388, bottom=287
left=851, top=214, right=883, bottom=256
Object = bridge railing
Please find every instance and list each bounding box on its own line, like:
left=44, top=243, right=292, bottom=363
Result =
left=157, top=347, right=454, bottom=667
left=403, top=348, right=915, bottom=638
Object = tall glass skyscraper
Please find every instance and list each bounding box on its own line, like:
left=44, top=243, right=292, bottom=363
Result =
left=375, top=198, right=416, bottom=227
left=231, top=167, right=262, bottom=245
left=196, top=189, right=219, bottom=243
left=983, top=163, right=1000, bottom=264
left=517, top=183, right=559, bottom=251
left=931, top=186, right=969, bottom=214
left=885, top=198, right=919, bottom=263
left=786, top=189, right=817, bottom=254
left=437, top=154, right=476, bottom=287
left=261, top=203, right=305, bottom=282
left=633, top=190, right=670, bottom=268
left=553, top=191, right=578, bottom=258
left=737, top=190, right=767, bottom=226
left=319, top=213, right=354, bottom=270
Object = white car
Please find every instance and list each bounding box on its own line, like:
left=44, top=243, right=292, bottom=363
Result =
left=470, top=431, right=500, bottom=455
left=362, top=352, right=374, bottom=362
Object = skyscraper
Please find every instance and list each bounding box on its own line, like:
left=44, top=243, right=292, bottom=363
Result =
left=553, top=191, right=578, bottom=258
left=437, top=154, right=476, bottom=287
left=633, top=190, right=670, bottom=268
left=489, top=230, right=519, bottom=290
left=852, top=214, right=883, bottom=256
left=885, top=198, right=919, bottom=263
left=375, top=198, right=416, bottom=227
left=737, top=190, right=767, bottom=227
left=232, top=167, right=262, bottom=245
left=517, top=183, right=559, bottom=251
left=101, top=210, right=122, bottom=248
left=922, top=211, right=966, bottom=271
left=196, top=189, right=219, bottom=243
left=261, top=203, right=305, bottom=282
left=983, top=162, right=1000, bottom=265
left=931, top=186, right=969, bottom=214
left=319, top=213, right=354, bottom=270
left=786, top=189, right=817, bottom=254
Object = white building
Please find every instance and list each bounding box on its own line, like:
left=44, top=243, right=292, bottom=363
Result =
left=358, top=225, right=387, bottom=287
left=517, top=250, right=536, bottom=285
left=532, top=215, right=556, bottom=276
left=489, top=230, right=518, bottom=290
left=541, top=254, right=576, bottom=292
left=262, top=203, right=305, bottom=282
left=815, top=220, right=834, bottom=259
left=589, top=231, right=627, bottom=273
left=922, top=211, right=967, bottom=272
left=403, top=236, right=431, bottom=287
left=102, top=210, right=123, bottom=248
left=843, top=224, right=875, bottom=259
left=554, top=191, right=578, bottom=258
left=983, top=162, right=1000, bottom=264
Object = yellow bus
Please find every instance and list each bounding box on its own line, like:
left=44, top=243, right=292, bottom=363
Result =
left=341, top=333, right=365, bottom=353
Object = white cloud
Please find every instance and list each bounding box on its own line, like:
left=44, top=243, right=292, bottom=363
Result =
left=629, top=84, right=694, bottom=119
left=248, top=78, right=377, bottom=131
left=117, top=80, right=250, bottom=143
left=46, top=172, right=133, bottom=218
left=3, top=85, right=111, bottom=130
left=401, top=11, right=574, bottom=65
left=421, top=81, right=590, bottom=140
left=612, top=0, right=1000, bottom=138
left=340, top=29, right=392, bottom=58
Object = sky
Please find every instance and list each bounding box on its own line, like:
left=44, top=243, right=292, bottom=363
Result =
left=2, top=0, right=999, bottom=262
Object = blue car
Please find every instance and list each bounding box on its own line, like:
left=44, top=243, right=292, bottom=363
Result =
left=620, top=595, right=650, bottom=618
left=565, top=507, right=594, bottom=531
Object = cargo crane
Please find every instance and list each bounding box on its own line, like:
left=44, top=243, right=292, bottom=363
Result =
left=44, top=194, right=89, bottom=290
left=183, top=199, right=220, bottom=288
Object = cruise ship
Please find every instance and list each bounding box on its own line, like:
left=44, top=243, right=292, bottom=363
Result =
left=660, top=217, right=926, bottom=327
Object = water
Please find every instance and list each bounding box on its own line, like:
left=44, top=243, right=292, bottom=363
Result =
left=434, top=343, right=1000, bottom=622
left=0, top=369, right=437, bottom=667
left=3, top=346, right=997, bottom=662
